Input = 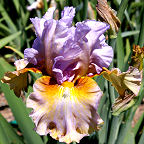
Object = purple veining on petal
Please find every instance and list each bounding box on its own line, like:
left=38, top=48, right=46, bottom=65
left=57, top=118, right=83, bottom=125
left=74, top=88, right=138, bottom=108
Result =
left=24, top=48, right=39, bottom=65
left=43, top=7, right=55, bottom=20
left=75, top=22, right=90, bottom=42
left=52, top=35, right=90, bottom=84
left=60, top=7, right=75, bottom=27
left=30, top=17, right=46, bottom=38
left=42, top=19, right=57, bottom=75
left=88, top=34, right=113, bottom=74
left=24, top=37, right=44, bottom=65
left=30, top=7, right=55, bottom=38
left=52, top=54, right=81, bottom=84
left=85, top=20, right=110, bottom=52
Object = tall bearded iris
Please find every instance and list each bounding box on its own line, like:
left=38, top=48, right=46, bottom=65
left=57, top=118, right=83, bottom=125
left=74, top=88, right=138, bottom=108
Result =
left=2, top=7, right=113, bottom=143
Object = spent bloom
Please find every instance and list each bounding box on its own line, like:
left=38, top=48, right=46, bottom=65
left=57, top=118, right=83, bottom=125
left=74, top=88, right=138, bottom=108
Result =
left=131, top=45, right=144, bottom=71
left=2, top=7, right=113, bottom=143
left=102, top=67, right=142, bottom=115
left=27, top=0, right=44, bottom=11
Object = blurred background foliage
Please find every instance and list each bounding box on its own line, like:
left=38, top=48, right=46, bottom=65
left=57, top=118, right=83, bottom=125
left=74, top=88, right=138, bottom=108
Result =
left=0, top=0, right=144, bottom=144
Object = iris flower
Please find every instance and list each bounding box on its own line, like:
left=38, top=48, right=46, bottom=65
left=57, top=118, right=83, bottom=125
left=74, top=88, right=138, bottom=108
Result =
left=2, top=7, right=113, bottom=143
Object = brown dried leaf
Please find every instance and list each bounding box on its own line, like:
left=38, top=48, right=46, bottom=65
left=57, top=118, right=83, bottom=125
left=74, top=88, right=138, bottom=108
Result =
left=96, top=0, right=121, bottom=38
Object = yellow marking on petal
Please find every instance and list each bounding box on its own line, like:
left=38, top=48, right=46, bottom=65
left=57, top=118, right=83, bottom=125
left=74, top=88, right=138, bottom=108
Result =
left=27, top=76, right=103, bottom=144
left=62, top=81, right=74, bottom=88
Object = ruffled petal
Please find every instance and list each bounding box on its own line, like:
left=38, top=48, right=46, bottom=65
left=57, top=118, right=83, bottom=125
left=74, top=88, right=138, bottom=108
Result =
left=52, top=37, right=90, bottom=84
left=14, top=59, right=29, bottom=71
left=75, top=22, right=90, bottom=42
left=102, top=66, right=141, bottom=115
left=52, top=56, right=80, bottom=84
left=1, top=68, right=41, bottom=97
left=84, top=20, right=110, bottom=51
left=88, top=35, right=113, bottom=74
left=30, top=7, right=55, bottom=38
left=24, top=6, right=113, bottom=82
left=80, top=20, right=113, bottom=74
left=43, top=7, right=55, bottom=20
left=24, top=37, right=45, bottom=66
left=24, top=48, right=39, bottom=65
left=42, top=19, right=57, bottom=75
left=60, top=7, right=75, bottom=27
left=27, top=76, right=103, bottom=143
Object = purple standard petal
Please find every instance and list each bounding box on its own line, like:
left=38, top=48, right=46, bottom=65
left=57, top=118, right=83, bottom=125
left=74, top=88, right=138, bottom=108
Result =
left=60, top=7, right=75, bottom=27
left=24, top=48, right=39, bottom=65
left=52, top=56, right=79, bottom=84
left=24, top=37, right=44, bottom=65
left=42, top=19, right=57, bottom=75
left=52, top=38, right=90, bottom=84
left=43, top=7, right=55, bottom=20
left=53, top=24, right=75, bottom=55
left=88, top=35, right=113, bottom=74
left=27, top=6, right=113, bottom=81
left=75, top=22, right=91, bottom=42
left=84, top=20, right=110, bottom=51
left=30, top=7, right=55, bottom=38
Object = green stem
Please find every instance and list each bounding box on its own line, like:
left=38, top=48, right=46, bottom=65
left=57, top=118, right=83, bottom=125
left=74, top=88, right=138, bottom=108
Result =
left=138, top=6, right=144, bottom=47
left=108, top=39, right=116, bottom=104
left=43, top=0, right=48, bottom=12
left=82, top=0, right=88, bottom=20
left=138, top=128, right=144, bottom=144
left=117, top=0, right=130, bottom=22
left=108, top=114, right=123, bottom=144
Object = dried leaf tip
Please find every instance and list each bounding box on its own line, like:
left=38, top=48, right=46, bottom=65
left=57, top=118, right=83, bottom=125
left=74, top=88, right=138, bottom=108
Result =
left=96, top=0, right=121, bottom=38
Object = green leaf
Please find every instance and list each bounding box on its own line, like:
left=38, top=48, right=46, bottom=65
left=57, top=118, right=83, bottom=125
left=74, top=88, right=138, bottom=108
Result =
left=82, top=0, right=88, bottom=20
left=138, top=6, right=144, bottom=47
left=117, top=0, right=130, bottom=22
left=124, top=38, right=131, bottom=65
left=43, top=0, right=48, bottom=12
left=98, top=99, right=110, bottom=144
left=0, top=114, right=23, bottom=144
left=0, top=23, right=11, bottom=34
left=0, top=31, right=21, bottom=48
left=0, top=3, right=17, bottom=33
left=0, top=58, right=44, bottom=144
left=121, top=30, right=139, bottom=38
left=0, top=24, right=33, bottom=49
left=0, top=122, right=9, bottom=144
left=108, top=115, right=123, bottom=144
left=138, top=128, right=144, bottom=144
left=98, top=81, right=110, bottom=144
left=13, top=0, right=20, bottom=14
left=116, top=29, right=124, bottom=71
left=133, top=112, right=144, bottom=136
left=123, top=130, right=135, bottom=144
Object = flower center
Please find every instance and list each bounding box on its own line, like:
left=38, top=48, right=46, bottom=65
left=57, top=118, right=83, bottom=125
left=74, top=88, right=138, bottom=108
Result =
left=62, top=81, right=74, bottom=98
left=62, top=81, right=74, bottom=88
